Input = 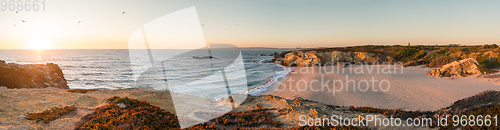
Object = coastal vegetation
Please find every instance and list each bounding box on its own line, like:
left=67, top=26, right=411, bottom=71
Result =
left=67, top=89, right=99, bottom=93
left=25, top=106, right=76, bottom=123
left=276, top=44, right=500, bottom=75
left=76, top=96, right=180, bottom=129
left=74, top=96, right=370, bottom=130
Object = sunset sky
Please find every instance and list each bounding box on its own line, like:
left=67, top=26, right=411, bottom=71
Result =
left=0, top=0, right=499, bottom=49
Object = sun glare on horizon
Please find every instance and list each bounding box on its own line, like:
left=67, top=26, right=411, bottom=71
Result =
left=26, top=35, right=52, bottom=50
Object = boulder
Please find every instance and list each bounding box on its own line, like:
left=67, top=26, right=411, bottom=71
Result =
left=0, top=60, right=69, bottom=89
left=427, top=58, right=481, bottom=78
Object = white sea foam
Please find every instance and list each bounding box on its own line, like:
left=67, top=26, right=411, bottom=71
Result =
left=244, top=63, right=293, bottom=95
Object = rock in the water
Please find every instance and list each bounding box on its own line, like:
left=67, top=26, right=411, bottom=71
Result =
left=191, top=56, right=218, bottom=59
left=0, top=60, right=69, bottom=89
left=427, top=58, right=481, bottom=78
left=271, top=51, right=289, bottom=62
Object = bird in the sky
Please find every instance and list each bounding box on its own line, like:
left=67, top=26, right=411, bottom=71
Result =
left=201, top=24, right=204, bottom=26
left=122, top=11, right=126, bottom=15
left=78, top=21, right=81, bottom=24
left=21, top=20, right=26, bottom=23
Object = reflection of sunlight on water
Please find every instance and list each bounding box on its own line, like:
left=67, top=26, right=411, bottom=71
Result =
left=34, top=49, right=43, bottom=64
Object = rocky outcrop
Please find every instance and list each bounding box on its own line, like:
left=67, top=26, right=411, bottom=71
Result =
left=280, top=51, right=393, bottom=67
left=426, top=58, right=481, bottom=78
left=281, top=51, right=321, bottom=67
left=271, top=51, right=290, bottom=62
left=0, top=60, right=69, bottom=89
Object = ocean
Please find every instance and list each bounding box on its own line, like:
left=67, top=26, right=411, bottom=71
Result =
left=0, top=49, right=291, bottom=99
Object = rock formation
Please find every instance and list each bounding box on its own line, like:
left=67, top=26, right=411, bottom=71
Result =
left=279, top=51, right=393, bottom=67
left=426, top=58, right=481, bottom=78
left=0, top=60, right=69, bottom=89
left=271, top=51, right=290, bottom=62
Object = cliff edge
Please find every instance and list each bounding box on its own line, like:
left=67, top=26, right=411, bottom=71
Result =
left=277, top=50, right=393, bottom=67
left=0, top=60, right=69, bottom=89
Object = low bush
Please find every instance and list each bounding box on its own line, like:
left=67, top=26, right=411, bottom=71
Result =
left=214, top=107, right=281, bottom=127
left=391, top=48, right=427, bottom=63
left=26, top=106, right=76, bottom=123
left=426, top=56, right=459, bottom=68
left=76, top=96, right=180, bottom=130
left=67, top=89, right=98, bottom=93
left=349, top=106, right=402, bottom=116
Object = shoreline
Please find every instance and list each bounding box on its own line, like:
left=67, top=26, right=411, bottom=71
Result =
left=2, top=65, right=500, bottom=129
left=244, top=63, right=294, bottom=96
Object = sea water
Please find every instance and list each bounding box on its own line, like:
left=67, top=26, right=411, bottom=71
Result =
left=0, top=49, right=291, bottom=99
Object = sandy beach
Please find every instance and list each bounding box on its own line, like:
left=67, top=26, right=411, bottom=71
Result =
left=264, top=65, right=500, bottom=111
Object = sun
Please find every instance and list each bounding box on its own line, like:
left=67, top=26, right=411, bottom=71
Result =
left=26, top=35, right=52, bottom=50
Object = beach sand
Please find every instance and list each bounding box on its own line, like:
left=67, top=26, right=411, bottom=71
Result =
left=0, top=87, right=243, bottom=129
left=264, top=65, right=500, bottom=111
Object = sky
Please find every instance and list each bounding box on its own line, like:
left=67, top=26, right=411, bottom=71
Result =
left=0, top=0, right=500, bottom=49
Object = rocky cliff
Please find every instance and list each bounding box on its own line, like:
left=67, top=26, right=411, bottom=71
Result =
left=0, top=60, right=69, bottom=89
left=277, top=51, right=393, bottom=67
left=426, top=58, right=481, bottom=78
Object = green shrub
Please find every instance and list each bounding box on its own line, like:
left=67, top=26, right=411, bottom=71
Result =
left=427, top=56, right=458, bottom=68
left=213, top=107, right=280, bottom=127
left=476, top=54, right=500, bottom=71
left=392, top=48, right=424, bottom=62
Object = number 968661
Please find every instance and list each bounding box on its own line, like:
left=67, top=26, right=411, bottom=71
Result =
left=1, top=0, right=45, bottom=11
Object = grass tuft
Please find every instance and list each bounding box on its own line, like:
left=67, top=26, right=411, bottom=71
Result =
left=213, top=107, right=279, bottom=127
left=26, top=106, right=76, bottom=123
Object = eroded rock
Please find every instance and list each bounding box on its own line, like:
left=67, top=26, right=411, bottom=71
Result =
left=0, top=60, right=69, bottom=89
left=280, top=51, right=391, bottom=67
left=427, top=58, right=481, bottom=78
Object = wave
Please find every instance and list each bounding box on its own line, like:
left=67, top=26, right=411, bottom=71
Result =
left=244, top=59, right=270, bottom=65
left=242, top=63, right=293, bottom=95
